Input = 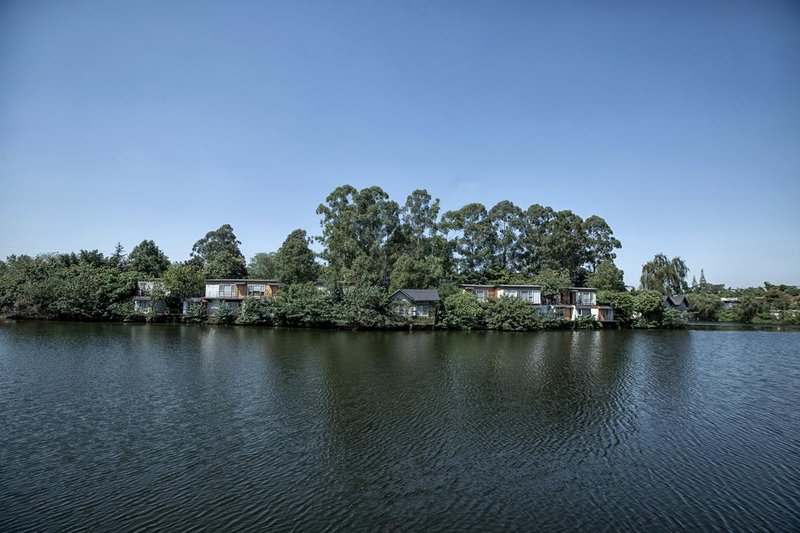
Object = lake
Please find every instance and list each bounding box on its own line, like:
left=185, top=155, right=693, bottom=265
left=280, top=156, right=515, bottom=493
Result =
left=1, top=322, right=799, bottom=531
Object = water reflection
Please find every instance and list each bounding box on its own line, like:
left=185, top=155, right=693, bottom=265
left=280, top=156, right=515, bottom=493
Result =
left=1, top=323, right=798, bottom=531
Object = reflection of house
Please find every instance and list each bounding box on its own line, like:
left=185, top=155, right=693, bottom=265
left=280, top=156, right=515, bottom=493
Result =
left=391, top=289, right=440, bottom=325
left=662, top=295, right=690, bottom=312
left=459, top=284, right=614, bottom=322
left=133, top=280, right=168, bottom=314
left=204, top=279, right=280, bottom=313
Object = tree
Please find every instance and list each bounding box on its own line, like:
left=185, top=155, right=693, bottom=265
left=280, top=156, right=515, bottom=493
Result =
left=440, top=203, right=496, bottom=276
left=689, top=293, right=722, bottom=322
left=191, top=224, right=247, bottom=278
left=488, top=200, right=523, bottom=272
left=109, top=242, right=127, bottom=271
left=162, top=263, right=205, bottom=300
left=640, top=254, right=689, bottom=295
left=316, top=185, right=400, bottom=285
left=533, top=268, right=571, bottom=301
left=275, top=229, right=319, bottom=284
left=583, top=215, right=622, bottom=272
left=128, top=240, right=170, bottom=277
left=248, top=252, right=277, bottom=279
left=587, top=260, right=625, bottom=291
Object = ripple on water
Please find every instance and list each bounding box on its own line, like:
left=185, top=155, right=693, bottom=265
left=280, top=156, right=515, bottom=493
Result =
left=1, top=326, right=799, bottom=530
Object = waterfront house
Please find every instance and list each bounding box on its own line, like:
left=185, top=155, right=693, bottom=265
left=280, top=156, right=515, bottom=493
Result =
left=720, top=297, right=740, bottom=309
left=132, top=280, right=168, bottom=315
left=391, top=289, right=440, bottom=326
left=204, top=279, right=280, bottom=314
left=460, top=284, right=542, bottom=304
left=459, top=284, right=614, bottom=322
left=546, top=288, right=614, bottom=322
left=662, top=294, right=690, bottom=313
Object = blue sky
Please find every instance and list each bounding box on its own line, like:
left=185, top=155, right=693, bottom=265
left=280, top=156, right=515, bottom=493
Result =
left=1, top=0, right=798, bottom=287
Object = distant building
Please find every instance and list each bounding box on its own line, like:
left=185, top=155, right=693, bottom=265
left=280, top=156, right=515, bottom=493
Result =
left=390, top=289, right=441, bottom=325
left=132, top=280, right=168, bottom=315
left=204, top=279, right=280, bottom=314
left=720, top=297, right=740, bottom=309
left=458, top=284, right=614, bottom=322
left=662, top=295, right=690, bottom=313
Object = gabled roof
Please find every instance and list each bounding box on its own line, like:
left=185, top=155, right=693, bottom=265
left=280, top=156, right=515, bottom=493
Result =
left=663, top=294, right=689, bottom=307
left=392, top=289, right=441, bottom=302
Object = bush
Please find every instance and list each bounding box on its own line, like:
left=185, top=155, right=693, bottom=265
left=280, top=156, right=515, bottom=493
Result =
left=330, top=284, right=399, bottom=330
left=484, top=296, right=539, bottom=331
left=208, top=301, right=237, bottom=325
left=440, top=291, right=484, bottom=330
left=271, top=282, right=333, bottom=327
left=236, top=297, right=272, bottom=325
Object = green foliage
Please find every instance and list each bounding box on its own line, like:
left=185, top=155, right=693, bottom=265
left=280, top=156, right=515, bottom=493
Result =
left=688, top=293, right=722, bottom=322
left=236, top=297, right=272, bottom=325
left=205, top=250, right=248, bottom=279
left=587, top=260, right=625, bottom=292
left=192, top=224, right=247, bottom=278
left=483, top=296, right=540, bottom=331
left=598, top=290, right=635, bottom=326
left=208, top=301, right=237, bottom=325
left=440, top=291, right=484, bottom=330
left=634, top=290, right=663, bottom=316
left=532, top=268, right=571, bottom=300
left=275, top=229, right=319, bottom=284
left=182, top=301, right=206, bottom=324
left=329, top=285, right=400, bottom=330
left=640, top=254, right=689, bottom=295
left=128, top=240, right=170, bottom=277
left=248, top=252, right=277, bottom=279
left=316, top=185, right=400, bottom=286
left=270, top=283, right=333, bottom=327
left=0, top=253, right=140, bottom=321
left=162, top=263, right=205, bottom=300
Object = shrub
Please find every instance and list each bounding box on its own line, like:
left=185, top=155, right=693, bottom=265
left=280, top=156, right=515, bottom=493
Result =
left=440, top=291, right=484, bottom=330
left=208, top=301, right=237, bottom=325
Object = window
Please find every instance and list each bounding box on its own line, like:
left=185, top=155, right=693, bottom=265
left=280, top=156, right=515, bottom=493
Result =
left=576, top=291, right=596, bottom=305
left=474, top=290, right=488, bottom=302
left=498, top=289, right=518, bottom=298
left=248, top=284, right=266, bottom=297
left=219, top=284, right=235, bottom=297
left=518, top=290, right=541, bottom=304
left=416, top=305, right=429, bottom=317
left=578, top=308, right=591, bottom=317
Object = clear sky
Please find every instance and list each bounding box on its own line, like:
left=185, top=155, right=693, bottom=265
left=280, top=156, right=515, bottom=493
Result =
left=1, top=0, right=798, bottom=288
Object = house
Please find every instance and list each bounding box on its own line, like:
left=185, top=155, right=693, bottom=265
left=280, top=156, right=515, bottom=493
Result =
left=460, top=284, right=542, bottom=304
left=546, top=288, right=614, bottom=322
left=662, top=295, right=690, bottom=312
left=459, top=284, right=615, bottom=322
left=721, top=297, right=740, bottom=309
left=132, top=280, right=168, bottom=315
left=390, top=289, right=440, bottom=325
left=204, top=279, right=280, bottom=314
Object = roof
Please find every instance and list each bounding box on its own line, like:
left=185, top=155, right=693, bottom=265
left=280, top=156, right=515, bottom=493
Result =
left=392, top=289, right=441, bottom=302
left=205, top=279, right=280, bottom=283
left=663, top=295, right=689, bottom=307
left=459, top=284, right=542, bottom=289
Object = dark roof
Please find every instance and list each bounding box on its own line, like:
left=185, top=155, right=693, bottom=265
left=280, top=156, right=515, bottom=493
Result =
left=663, top=294, right=689, bottom=307
left=392, top=289, right=441, bottom=302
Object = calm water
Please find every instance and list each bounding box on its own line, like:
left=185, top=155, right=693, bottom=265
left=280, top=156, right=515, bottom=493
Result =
left=1, top=322, right=799, bottom=531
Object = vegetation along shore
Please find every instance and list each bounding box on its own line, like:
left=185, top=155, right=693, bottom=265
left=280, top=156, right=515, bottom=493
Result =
left=1, top=185, right=797, bottom=330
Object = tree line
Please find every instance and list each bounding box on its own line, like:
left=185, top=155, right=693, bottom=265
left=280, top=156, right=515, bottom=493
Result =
left=1, top=184, right=796, bottom=327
